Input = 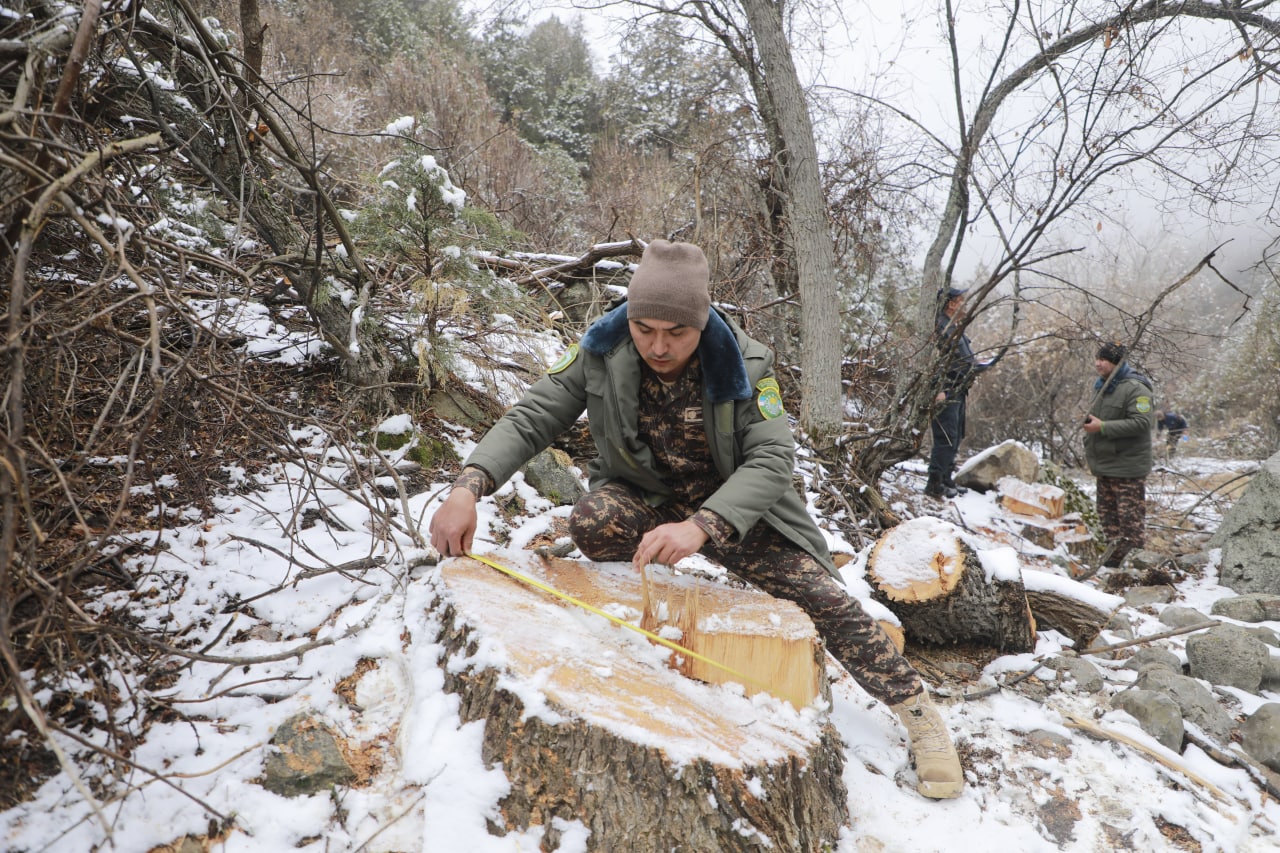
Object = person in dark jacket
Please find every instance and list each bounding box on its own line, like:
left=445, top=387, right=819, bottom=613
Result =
left=430, top=239, right=964, bottom=798
left=1082, top=341, right=1155, bottom=567
left=1155, top=410, right=1189, bottom=457
left=926, top=287, right=995, bottom=498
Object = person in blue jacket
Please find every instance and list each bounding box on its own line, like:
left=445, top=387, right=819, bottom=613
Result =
left=1155, top=410, right=1189, bottom=457
left=926, top=287, right=996, bottom=498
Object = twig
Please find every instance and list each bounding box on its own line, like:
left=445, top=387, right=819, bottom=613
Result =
left=1059, top=710, right=1231, bottom=804
left=1079, top=621, right=1218, bottom=656
left=351, top=790, right=431, bottom=853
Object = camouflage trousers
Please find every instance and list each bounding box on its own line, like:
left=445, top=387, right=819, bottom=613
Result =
left=1095, top=475, right=1147, bottom=564
left=568, top=480, right=923, bottom=705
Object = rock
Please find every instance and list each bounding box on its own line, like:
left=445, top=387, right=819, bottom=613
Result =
left=1158, top=605, right=1211, bottom=630
left=1210, top=593, right=1280, bottom=623
left=1241, top=704, right=1280, bottom=773
left=1122, top=586, right=1175, bottom=608
left=521, top=447, right=585, bottom=506
left=1210, top=452, right=1280, bottom=594
left=1025, top=729, right=1073, bottom=756
left=1176, top=552, right=1214, bottom=570
left=1046, top=655, right=1105, bottom=694
left=1112, top=689, right=1185, bottom=752
left=1126, top=550, right=1166, bottom=572
left=1105, top=610, right=1135, bottom=638
left=955, top=440, right=1040, bottom=492
left=1123, top=648, right=1182, bottom=674
left=263, top=714, right=357, bottom=797
left=1134, top=668, right=1236, bottom=744
left=1185, top=625, right=1270, bottom=693
left=1248, top=626, right=1280, bottom=648
left=1264, top=656, right=1280, bottom=692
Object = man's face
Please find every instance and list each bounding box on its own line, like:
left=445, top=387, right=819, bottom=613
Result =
left=946, top=295, right=964, bottom=316
left=1095, top=357, right=1116, bottom=378
left=629, top=318, right=701, bottom=381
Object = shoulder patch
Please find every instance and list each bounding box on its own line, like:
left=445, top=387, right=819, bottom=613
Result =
left=1135, top=395, right=1152, bottom=414
left=755, top=378, right=784, bottom=420
left=548, top=344, right=579, bottom=375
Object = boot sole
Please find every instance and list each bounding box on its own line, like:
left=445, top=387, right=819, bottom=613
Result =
left=918, top=779, right=964, bottom=799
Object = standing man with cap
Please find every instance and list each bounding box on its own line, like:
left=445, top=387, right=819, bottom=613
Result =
left=1155, top=410, right=1190, bottom=458
left=430, top=239, right=966, bottom=799
left=1082, top=341, right=1155, bottom=567
left=926, top=287, right=996, bottom=499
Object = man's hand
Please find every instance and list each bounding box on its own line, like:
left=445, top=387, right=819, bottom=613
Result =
left=1082, top=414, right=1103, bottom=434
left=429, top=488, right=479, bottom=557
left=632, top=520, right=709, bottom=572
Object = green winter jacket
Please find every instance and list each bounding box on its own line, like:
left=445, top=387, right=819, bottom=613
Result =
left=465, top=303, right=837, bottom=576
left=1083, top=365, right=1155, bottom=479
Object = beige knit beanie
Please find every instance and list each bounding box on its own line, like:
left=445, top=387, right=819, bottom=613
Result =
left=626, top=239, right=711, bottom=331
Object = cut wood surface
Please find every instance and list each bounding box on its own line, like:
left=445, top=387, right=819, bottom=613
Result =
left=867, top=517, right=1037, bottom=652
left=997, top=476, right=1066, bottom=518
left=434, top=551, right=848, bottom=852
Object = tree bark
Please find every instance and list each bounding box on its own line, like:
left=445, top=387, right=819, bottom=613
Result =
left=723, top=0, right=843, bottom=445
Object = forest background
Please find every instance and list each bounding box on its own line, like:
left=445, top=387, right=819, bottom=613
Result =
left=4, top=0, right=1280, bottom=840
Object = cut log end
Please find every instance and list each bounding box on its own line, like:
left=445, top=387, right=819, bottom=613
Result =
left=866, top=517, right=1037, bottom=653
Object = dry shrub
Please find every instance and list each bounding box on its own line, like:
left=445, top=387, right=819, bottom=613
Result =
left=251, top=2, right=589, bottom=248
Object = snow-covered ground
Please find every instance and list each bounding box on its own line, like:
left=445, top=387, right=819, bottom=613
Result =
left=2, top=431, right=1276, bottom=852
left=1, top=299, right=1275, bottom=852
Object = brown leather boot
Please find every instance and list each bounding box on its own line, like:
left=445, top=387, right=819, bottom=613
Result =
left=891, top=691, right=964, bottom=799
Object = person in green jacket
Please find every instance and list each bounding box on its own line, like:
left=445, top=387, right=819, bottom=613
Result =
left=1082, top=341, right=1155, bottom=567
left=429, top=239, right=964, bottom=799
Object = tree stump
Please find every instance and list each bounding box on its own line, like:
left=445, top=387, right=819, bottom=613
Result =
left=866, top=517, right=1037, bottom=652
left=432, top=552, right=849, bottom=852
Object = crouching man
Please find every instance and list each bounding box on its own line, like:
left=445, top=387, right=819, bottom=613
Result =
left=430, top=239, right=964, bottom=798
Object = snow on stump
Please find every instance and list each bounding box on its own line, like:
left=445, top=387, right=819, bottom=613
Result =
left=432, top=551, right=848, bottom=852
left=866, top=516, right=1037, bottom=652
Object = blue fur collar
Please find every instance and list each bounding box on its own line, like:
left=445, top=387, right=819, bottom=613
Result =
left=580, top=304, right=752, bottom=403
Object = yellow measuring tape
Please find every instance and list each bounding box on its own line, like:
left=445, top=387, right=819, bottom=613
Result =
left=466, top=552, right=776, bottom=698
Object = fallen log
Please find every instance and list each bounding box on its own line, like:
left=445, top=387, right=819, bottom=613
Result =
left=432, top=551, right=848, bottom=852
left=1021, top=569, right=1123, bottom=649
left=866, top=516, right=1036, bottom=652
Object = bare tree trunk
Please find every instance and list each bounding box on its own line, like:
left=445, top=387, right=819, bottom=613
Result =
left=737, top=0, right=841, bottom=445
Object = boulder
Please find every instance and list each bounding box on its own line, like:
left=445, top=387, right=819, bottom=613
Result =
left=1112, top=689, right=1185, bottom=752
left=1158, top=605, right=1211, bottom=630
left=1123, top=647, right=1183, bottom=674
left=1185, top=625, right=1270, bottom=693
left=1210, top=452, right=1280, bottom=594
left=1134, top=668, right=1236, bottom=744
left=1242, top=703, right=1280, bottom=773
left=1045, top=655, right=1104, bottom=693
left=955, top=440, right=1040, bottom=492
left=263, top=714, right=357, bottom=798
left=1210, top=593, right=1280, bottom=624
left=1264, top=656, right=1280, bottom=692
left=521, top=447, right=586, bottom=506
